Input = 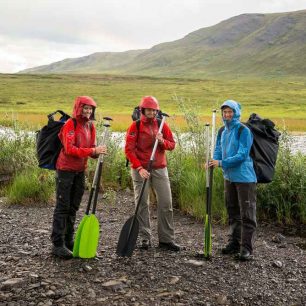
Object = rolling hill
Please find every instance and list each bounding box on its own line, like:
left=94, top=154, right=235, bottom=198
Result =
left=20, top=10, right=306, bottom=78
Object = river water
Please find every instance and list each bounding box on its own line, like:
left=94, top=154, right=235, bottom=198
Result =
left=1, top=127, right=306, bottom=155
left=111, top=132, right=306, bottom=155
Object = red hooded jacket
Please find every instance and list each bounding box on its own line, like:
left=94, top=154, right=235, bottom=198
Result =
left=125, top=115, right=175, bottom=170
left=56, top=96, right=97, bottom=172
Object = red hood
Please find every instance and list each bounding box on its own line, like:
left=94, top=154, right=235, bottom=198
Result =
left=72, top=96, right=96, bottom=121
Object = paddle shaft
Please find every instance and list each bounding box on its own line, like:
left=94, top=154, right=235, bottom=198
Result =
left=85, top=120, right=111, bottom=215
left=122, top=114, right=168, bottom=253
left=208, top=110, right=216, bottom=219
left=208, top=110, right=216, bottom=220
left=204, top=110, right=216, bottom=258
left=205, top=124, right=210, bottom=213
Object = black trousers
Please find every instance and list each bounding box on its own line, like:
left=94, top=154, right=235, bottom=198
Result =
left=224, top=180, right=257, bottom=253
left=51, top=170, right=85, bottom=247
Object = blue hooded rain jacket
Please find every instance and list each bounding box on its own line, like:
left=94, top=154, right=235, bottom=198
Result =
left=213, top=100, right=257, bottom=183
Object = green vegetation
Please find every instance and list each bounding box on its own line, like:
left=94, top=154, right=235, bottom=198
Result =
left=7, top=167, right=54, bottom=204
left=0, top=123, right=54, bottom=204
left=167, top=101, right=306, bottom=225
left=168, top=134, right=306, bottom=225
left=0, top=74, right=305, bottom=131
left=257, top=132, right=306, bottom=224
left=0, top=115, right=305, bottom=225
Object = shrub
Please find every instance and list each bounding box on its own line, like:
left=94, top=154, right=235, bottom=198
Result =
left=7, top=167, right=54, bottom=204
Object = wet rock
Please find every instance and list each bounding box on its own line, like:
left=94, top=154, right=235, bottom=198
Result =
left=169, top=276, right=181, bottom=284
left=28, top=283, right=41, bottom=289
left=273, top=261, right=283, bottom=268
left=45, top=290, right=55, bottom=297
left=93, top=278, right=102, bottom=283
left=271, top=233, right=286, bottom=243
left=1, top=278, right=26, bottom=290
left=83, top=265, right=93, bottom=272
left=156, top=291, right=173, bottom=298
left=101, top=280, right=127, bottom=291
left=286, top=278, right=298, bottom=283
left=262, top=240, right=276, bottom=250
left=97, top=297, right=109, bottom=302
left=216, top=294, right=228, bottom=305
left=88, top=288, right=96, bottom=298
left=187, top=259, right=204, bottom=267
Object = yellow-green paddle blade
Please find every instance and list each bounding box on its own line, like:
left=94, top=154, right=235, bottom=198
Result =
left=79, top=214, right=100, bottom=259
left=73, top=215, right=89, bottom=258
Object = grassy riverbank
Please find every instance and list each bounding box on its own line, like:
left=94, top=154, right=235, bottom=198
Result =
left=0, top=73, right=306, bottom=131
left=1, top=118, right=305, bottom=226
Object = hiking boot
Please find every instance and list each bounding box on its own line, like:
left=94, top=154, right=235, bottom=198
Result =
left=221, top=242, right=240, bottom=255
left=235, top=248, right=253, bottom=261
left=65, top=241, right=74, bottom=252
left=52, top=246, right=73, bottom=259
left=140, top=239, right=151, bottom=250
left=159, top=241, right=182, bottom=252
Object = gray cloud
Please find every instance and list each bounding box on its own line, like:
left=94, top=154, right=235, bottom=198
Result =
left=0, top=0, right=305, bottom=72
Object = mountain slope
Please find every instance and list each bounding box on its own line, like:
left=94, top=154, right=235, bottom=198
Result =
left=21, top=50, right=145, bottom=74
left=20, top=10, right=306, bottom=78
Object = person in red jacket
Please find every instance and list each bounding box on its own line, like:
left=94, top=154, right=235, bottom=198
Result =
left=125, top=96, right=182, bottom=252
left=51, top=96, right=107, bottom=259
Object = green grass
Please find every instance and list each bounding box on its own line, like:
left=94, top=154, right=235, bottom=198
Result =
left=7, top=167, right=54, bottom=204
left=0, top=74, right=306, bottom=131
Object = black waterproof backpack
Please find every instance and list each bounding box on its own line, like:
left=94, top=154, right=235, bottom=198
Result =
left=36, top=110, right=76, bottom=170
left=218, top=113, right=280, bottom=183
left=246, top=113, right=280, bottom=183
left=131, top=106, right=163, bottom=121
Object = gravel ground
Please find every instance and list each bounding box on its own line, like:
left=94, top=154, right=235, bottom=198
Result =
left=0, top=190, right=305, bottom=306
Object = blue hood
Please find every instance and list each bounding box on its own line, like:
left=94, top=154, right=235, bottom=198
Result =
left=214, top=99, right=256, bottom=183
left=221, top=100, right=241, bottom=128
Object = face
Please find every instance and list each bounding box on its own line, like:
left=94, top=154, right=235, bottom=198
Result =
left=82, top=105, right=93, bottom=119
left=144, top=108, right=157, bottom=118
left=222, top=107, right=234, bottom=121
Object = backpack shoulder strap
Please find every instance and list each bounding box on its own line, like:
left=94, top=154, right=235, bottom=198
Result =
left=238, top=124, right=245, bottom=138
left=217, top=124, right=245, bottom=140
left=135, top=119, right=141, bottom=139
left=126, top=120, right=140, bottom=168
left=136, top=119, right=141, bottom=131
left=217, top=126, right=225, bottom=138
left=72, top=118, right=77, bottom=129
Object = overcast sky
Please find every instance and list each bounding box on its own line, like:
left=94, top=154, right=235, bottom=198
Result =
left=0, top=0, right=305, bottom=73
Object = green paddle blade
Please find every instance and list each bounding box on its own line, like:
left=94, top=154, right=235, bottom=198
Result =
left=204, top=214, right=212, bottom=258
left=79, top=214, right=100, bottom=259
left=73, top=215, right=89, bottom=258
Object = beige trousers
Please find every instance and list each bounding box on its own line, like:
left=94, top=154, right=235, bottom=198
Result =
left=131, top=167, right=175, bottom=243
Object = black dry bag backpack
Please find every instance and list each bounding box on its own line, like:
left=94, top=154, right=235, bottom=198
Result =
left=131, top=105, right=163, bottom=121
left=218, top=113, right=280, bottom=183
left=36, top=110, right=75, bottom=170
left=245, top=113, right=281, bottom=183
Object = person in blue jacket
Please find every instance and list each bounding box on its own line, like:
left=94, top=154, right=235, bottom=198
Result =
left=209, top=100, right=257, bottom=261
